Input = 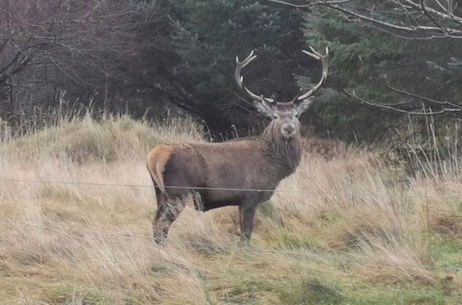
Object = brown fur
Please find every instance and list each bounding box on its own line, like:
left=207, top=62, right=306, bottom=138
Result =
left=146, top=144, right=173, bottom=193
left=146, top=114, right=304, bottom=243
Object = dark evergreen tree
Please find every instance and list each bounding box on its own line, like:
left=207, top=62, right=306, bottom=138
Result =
left=300, top=5, right=462, bottom=142
left=168, top=0, right=306, bottom=134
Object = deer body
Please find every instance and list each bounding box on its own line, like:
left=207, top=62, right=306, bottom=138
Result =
left=147, top=46, right=328, bottom=243
left=147, top=127, right=301, bottom=242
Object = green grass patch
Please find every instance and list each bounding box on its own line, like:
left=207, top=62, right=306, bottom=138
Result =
left=41, top=283, right=107, bottom=305
left=346, top=285, right=458, bottom=305
left=318, top=209, right=342, bottom=225
left=259, top=226, right=323, bottom=250
left=430, top=234, right=462, bottom=268
left=277, top=278, right=344, bottom=305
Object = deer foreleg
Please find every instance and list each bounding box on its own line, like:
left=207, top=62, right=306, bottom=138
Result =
left=239, top=204, right=257, bottom=242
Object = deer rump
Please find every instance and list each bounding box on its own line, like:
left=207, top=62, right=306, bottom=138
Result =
left=147, top=141, right=280, bottom=211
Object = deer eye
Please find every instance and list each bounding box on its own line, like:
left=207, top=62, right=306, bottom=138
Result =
left=272, top=113, right=279, bottom=120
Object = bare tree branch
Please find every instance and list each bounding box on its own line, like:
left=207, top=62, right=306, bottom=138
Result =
left=268, top=0, right=353, bottom=8
left=343, top=89, right=453, bottom=115
left=375, top=79, right=462, bottom=111
left=268, top=0, right=462, bottom=39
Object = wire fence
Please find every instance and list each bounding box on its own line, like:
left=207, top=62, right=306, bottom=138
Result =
left=1, top=178, right=462, bottom=199
left=1, top=177, right=462, bottom=274
left=0, top=178, right=299, bottom=193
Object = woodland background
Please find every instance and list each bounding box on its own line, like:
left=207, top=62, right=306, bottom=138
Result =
left=1, top=0, right=461, bottom=143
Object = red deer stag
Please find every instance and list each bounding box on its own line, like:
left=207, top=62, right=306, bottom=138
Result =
left=147, top=46, right=329, bottom=243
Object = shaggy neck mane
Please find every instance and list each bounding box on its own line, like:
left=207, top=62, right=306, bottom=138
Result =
left=261, top=122, right=302, bottom=177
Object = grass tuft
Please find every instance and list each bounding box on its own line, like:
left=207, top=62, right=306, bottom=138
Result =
left=278, top=278, right=345, bottom=305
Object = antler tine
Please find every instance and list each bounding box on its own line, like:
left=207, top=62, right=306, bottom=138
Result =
left=235, top=50, right=274, bottom=103
left=288, top=93, right=301, bottom=104
left=238, top=50, right=257, bottom=69
left=297, top=46, right=329, bottom=101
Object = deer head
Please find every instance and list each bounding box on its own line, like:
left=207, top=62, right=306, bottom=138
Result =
left=235, top=46, right=329, bottom=139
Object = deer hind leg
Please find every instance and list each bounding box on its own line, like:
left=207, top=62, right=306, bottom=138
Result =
left=153, top=191, right=187, bottom=244
left=239, top=204, right=257, bottom=242
left=192, top=191, right=204, bottom=211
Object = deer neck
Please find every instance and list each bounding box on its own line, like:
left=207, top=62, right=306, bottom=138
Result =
left=261, top=123, right=302, bottom=177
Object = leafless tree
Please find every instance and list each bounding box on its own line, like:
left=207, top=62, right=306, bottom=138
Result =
left=0, top=0, right=111, bottom=122
left=0, top=0, right=180, bottom=126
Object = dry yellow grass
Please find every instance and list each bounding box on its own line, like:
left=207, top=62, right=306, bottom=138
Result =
left=0, top=115, right=461, bottom=304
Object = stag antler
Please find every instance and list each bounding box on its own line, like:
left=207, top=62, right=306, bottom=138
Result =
left=235, top=50, right=274, bottom=103
left=297, top=46, right=329, bottom=101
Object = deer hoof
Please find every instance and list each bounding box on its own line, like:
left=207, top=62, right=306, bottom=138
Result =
left=154, top=237, right=167, bottom=245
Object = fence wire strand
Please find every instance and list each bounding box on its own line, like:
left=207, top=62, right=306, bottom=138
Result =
left=1, top=177, right=462, bottom=273
left=1, top=178, right=462, bottom=199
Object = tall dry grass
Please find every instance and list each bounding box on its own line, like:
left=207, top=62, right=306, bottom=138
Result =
left=0, top=114, right=461, bottom=304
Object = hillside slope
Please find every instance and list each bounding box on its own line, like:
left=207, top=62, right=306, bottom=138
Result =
left=0, top=116, right=461, bottom=305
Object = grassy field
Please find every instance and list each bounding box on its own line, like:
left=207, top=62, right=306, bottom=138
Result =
left=0, top=115, right=461, bottom=305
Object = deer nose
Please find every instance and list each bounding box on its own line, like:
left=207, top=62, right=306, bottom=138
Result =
left=282, top=124, right=295, bottom=135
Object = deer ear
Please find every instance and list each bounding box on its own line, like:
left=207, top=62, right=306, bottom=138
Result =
left=253, top=99, right=274, bottom=118
left=296, top=97, right=314, bottom=116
